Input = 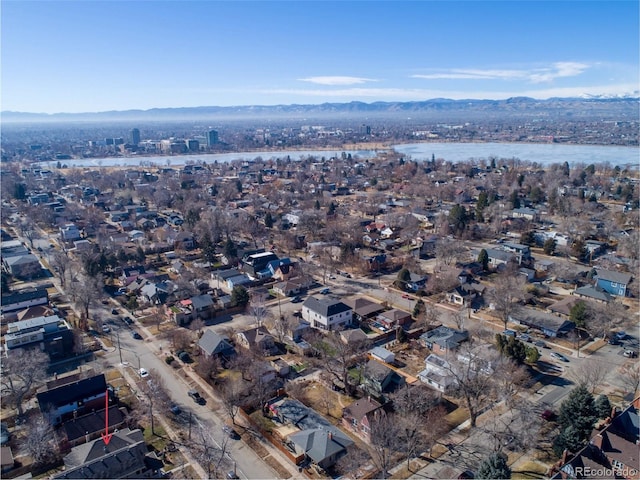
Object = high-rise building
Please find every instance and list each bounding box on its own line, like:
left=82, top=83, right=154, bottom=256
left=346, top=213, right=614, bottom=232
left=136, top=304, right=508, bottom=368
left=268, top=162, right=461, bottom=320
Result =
left=207, top=129, right=219, bottom=146
left=130, top=128, right=140, bottom=145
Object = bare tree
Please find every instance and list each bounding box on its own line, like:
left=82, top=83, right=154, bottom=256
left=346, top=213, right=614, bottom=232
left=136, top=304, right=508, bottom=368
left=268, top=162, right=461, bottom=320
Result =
left=139, top=370, right=172, bottom=435
left=49, top=250, right=70, bottom=288
left=219, top=377, right=247, bottom=425
left=189, top=318, right=206, bottom=338
left=190, top=419, right=230, bottom=479
left=490, top=273, right=527, bottom=330
left=1, top=348, right=49, bottom=418
left=369, top=412, right=403, bottom=479
left=69, top=275, right=102, bottom=325
left=568, top=358, right=608, bottom=394
left=334, top=445, right=372, bottom=478
left=619, top=362, right=640, bottom=397
left=22, top=414, right=60, bottom=467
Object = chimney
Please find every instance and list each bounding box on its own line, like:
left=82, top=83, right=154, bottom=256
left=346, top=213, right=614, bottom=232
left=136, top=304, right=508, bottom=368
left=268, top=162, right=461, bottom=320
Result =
left=328, top=432, right=333, bottom=441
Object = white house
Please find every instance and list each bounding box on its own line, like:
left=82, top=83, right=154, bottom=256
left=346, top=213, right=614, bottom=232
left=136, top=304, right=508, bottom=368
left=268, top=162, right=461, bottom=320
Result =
left=301, top=296, right=353, bottom=331
left=418, top=354, right=455, bottom=393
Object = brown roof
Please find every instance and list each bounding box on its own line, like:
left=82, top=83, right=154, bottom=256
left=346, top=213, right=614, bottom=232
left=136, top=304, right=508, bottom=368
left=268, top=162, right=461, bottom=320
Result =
left=344, top=297, right=384, bottom=317
left=343, top=397, right=382, bottom=420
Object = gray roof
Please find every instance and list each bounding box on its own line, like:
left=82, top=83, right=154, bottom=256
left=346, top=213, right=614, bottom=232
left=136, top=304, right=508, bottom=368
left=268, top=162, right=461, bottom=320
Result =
left=574, top=285, right=612, bottom=302
left=485, top=248, right=515, bottom=262
left=509, top=308, right=576, bottom=335
left=302, top=296, right=352, bottom=317
left=191, top=294, right=214, bottom=310
left=421, top=326, right=469, bottom=349
left=198, top=330, right=235, bottom=357
left=595, top=269, right=632, bottom=285
left=288, top=428, right=353, bottom=464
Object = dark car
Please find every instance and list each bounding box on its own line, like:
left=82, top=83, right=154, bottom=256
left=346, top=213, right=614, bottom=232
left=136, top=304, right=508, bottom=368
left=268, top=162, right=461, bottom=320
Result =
left=111, top=309, right=119, bottom=315
left=123, top=316, right=133, bottom=325
left=188, top=390, right=206, bottom=405
left=178, top=351, right=192, bottom=363
left=223, top=425, right=241, bottom=440
left=291, top=296, right=303, bottom=303
left=226, top=471, right=240, bottom=479
left=534, top=340, right=549, bottom=349
left=170, top=404, right=182, bottom=415
left=131, top=330, right=142, bottom=340
left=541, top=409, right=557, bottom=421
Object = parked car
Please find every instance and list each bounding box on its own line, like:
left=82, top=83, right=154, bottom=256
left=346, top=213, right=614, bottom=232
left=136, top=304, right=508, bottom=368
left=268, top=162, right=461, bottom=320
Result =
left=502, top=329, right=517, bottom=337
left=550, top=352, right=569, bottom=362
left=226, top=471, right=240, bottom=479
left=123, top=316, right=133, bottom=325
left=534, top=340, right=548, bottom=349
left=615, top=331, right=627, bottom=340
left=178, top=351, right=192, bottom=363
left=320, top=288, right=330, bottom=295
left=518, top=333, right=531, bottom=342
left=101, top=325, right=111, bottom=333
left=623, top=350, right=638, bottom=358
left=223, top=425, right=240, bottom=440
left=402, top=293, right=412, bottom=299
left=170, top=404, right=181, bottom=415
left=291, top=296, right=303, bottom=303
left=139, top=368, right=149, bottom=378
left=111, top=309, right=119, bottom=315
left=0, top=423, right=10, bottom=445
left=188, top=390, right=206, bottom=405
left=131, top=331, right=142, bottom=340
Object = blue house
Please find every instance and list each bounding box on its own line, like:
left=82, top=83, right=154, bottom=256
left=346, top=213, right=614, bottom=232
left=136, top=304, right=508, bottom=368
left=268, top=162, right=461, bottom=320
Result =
left=595, top=269, right=632, bottom=297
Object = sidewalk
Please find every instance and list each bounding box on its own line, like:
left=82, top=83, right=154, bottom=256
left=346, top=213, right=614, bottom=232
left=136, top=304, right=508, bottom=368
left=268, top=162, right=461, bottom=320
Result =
left=132, top=315, right=301, bottom=479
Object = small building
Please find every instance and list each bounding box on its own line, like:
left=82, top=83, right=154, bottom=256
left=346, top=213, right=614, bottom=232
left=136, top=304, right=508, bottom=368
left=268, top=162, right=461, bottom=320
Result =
left=377, top=309, right=411, bottom=328
left=508, top=308, right=575, bottom=338
left=288, top=428, right=353, bottom=470
left=369, top=346, right=395, bottom=364
left=418, top=354, right=455, bottom=393
left=235, top=326, right=276, bottom=355
left=420, top=326, right=469, bottom=354
left=341, top=397, right=384, bottom=443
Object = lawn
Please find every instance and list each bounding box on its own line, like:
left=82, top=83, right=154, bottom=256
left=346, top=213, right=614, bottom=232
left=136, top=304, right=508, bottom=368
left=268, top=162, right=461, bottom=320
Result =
left=295, top=381, right=351, bottom=420
left=511, top=460, right=548, bottom=479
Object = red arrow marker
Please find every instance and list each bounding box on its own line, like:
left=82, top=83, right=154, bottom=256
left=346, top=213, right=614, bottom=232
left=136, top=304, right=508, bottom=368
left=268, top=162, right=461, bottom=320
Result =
left=101, top=390, right=112, bottom=445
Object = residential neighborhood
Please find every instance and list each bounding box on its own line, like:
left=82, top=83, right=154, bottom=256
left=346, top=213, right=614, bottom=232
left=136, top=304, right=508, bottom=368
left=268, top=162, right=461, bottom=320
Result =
left=1, top=125, right=639, bottom=480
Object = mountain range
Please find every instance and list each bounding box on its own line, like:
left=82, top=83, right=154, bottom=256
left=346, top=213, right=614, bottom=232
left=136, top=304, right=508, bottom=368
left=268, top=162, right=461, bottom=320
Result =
left=2, top=96, right=638, bottom=123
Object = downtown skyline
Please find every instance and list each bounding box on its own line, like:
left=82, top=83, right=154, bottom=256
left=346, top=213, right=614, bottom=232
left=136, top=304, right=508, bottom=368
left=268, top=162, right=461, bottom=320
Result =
left=2, top=0, right=638, bottom=114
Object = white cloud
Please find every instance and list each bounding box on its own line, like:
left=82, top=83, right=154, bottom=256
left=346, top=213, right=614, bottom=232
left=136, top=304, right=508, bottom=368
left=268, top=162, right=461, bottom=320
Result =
left=412, top=62, right=591, bottom=83
left=298, top=76, right=378, bottom=86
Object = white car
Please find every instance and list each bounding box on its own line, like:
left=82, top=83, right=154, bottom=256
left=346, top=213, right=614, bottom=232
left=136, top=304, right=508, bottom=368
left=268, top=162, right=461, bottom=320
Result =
left=101, top=325, right=111, bottom=333
left=139, top=368, right=149, bottom=378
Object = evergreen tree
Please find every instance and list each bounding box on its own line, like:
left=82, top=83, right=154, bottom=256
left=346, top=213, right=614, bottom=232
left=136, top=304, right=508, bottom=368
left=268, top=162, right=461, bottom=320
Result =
left=264, top=212, right=274, bottom=228
left=200, top=232, right=217, bottom=264
left=510, top=190, right=521, bottom=209
left=569, top=301, right=588, bottom=328
left=314, top=200, right=321, bottom=210
left=395, top=268, right=411, bottom=291
left=477, top=452, right=511, bottom=479
left=558, top=385, right=597, bottom=443
left=525, top=345, right=540, bottom=364
left=448, top=204, right=468, bottom=236
left=478, top=249, right=489, bottom=271
left=543, top=238, right=557, bottom=255
left=230, top=286, right=249, bottom=308
left=413, top=299, right=425, bottom=318
left=594, top=394, right=612, bottom=420
left=553, top=425, right=585, bottom=457
left=223, top=238, right=237, bottom=260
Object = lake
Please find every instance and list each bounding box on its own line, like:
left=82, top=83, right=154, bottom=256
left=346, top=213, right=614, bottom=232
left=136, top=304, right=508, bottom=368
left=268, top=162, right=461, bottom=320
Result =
left=40, top=142, right=639, bottom=169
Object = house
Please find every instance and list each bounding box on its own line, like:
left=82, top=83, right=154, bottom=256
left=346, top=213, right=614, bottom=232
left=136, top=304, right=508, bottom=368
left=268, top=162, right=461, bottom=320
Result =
left=595, top=269, right=632, bottom=297
left=37, top=373, right=107, bottom=426
left=5, top=315, right=74, bottom=359
left=53, top=428, right=162, bottom=479
left=421, top=326, right=469, bottom=354
left=362, top=359, right=404, bottom=398
left=343, top=297, right=385, bottom=323
left=501, top=242, right=531, bottom=265
left=512, top=207, right=539, bottom=221
left=60, top=224, right=82, bottom=242
left=62, top=406, right=127, bottom=448
left=271, top=358, right=291, bottom=377
left=485, top=248, right=517, bottom=268
left=302, top=296, right=353, bottom=331
left=418, top=354, right=455, bottom=393
left=166, top=294, right=216, bottom=326
left=445, top=283, right=485, bottom=308
left=1, top=287, right=49, bottom=315
left=551, top=396, right=639, bottom=480
left=273, top=280, right=304, bottom=298
left=198, top=330, right=236, bottom=360
left=2, top=253, right=41, bottom=279
left=235, top=326, right=277, bottom=355
left=376, top=309, right=411, bottom=328
left=508, top=308, right=575, bottom=338
left=288, top=428, right=353, bottom=470
left=573, top=285, right=612, bottom=303
left=173, top=231, right=195, bottom=250
left=339, top=328, right=369, bottom=345
left=341, top=397, right=384, bottom=443
left=120, top=265, right=146, bottom=284
left=406, top=272, right=429, bottom=292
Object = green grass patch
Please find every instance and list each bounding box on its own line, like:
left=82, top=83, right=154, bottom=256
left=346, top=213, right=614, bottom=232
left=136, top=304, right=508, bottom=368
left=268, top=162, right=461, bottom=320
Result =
left=143, top=423, right=169, bottom=451
left=249, top=410, right=277, bottom=433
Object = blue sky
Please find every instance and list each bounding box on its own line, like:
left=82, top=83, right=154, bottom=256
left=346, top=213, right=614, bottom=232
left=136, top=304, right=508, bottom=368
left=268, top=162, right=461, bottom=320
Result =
left=2, top=1, right=638, bottom=113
